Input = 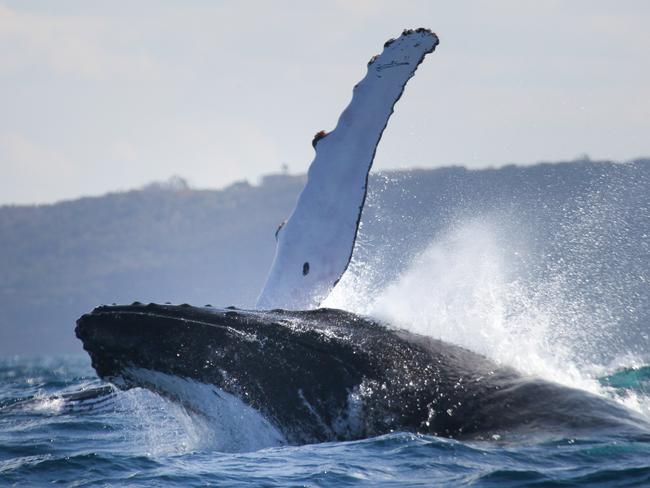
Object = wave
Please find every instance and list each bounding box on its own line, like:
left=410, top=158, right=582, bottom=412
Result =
left=600, top=366, right=650, bottom=392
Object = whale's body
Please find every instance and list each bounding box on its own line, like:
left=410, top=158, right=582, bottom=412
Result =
left=76, top=303, right=646, bottom=443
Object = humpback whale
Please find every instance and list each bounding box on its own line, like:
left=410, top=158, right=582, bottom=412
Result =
left=76, top=28, right=649, bottom=444
left=76, top=304, right=647, bottom=443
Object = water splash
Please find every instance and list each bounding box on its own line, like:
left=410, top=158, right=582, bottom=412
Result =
left=113, top=369, right=286, bottom=454
left=113, top=387, right=207, bottom=456
left=328, top=220, right=581, bottom=382
left=325, top=213, right=649, bottom=415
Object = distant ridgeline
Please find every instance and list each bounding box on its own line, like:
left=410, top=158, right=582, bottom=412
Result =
left=0, top=159, right=648, bottom=356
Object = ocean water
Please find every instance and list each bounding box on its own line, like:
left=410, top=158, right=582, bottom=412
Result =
left=2, top=355, right=650, bottom=487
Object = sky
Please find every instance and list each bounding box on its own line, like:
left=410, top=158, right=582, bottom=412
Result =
left=1, top=1, right=649, bottom=205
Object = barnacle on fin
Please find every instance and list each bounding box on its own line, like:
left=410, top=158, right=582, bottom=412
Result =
left=312, top=130, right=328, bottom=148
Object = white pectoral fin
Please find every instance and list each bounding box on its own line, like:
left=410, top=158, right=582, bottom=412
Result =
left=256, top=28, right=439, bottom=310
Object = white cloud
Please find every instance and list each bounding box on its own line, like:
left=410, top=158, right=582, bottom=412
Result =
left=0, top=131, right=75, bottom=204
left=0, top=4, right=160, bottom=80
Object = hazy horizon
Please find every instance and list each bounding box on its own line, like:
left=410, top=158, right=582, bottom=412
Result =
left=2, top=1, right=649, bottom=205
left=2, top=155, right=647, bottom=209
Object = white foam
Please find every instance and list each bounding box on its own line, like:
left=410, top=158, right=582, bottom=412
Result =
left=120, top=368, right=286, bottom=453
left=29, top=396, right=64, bottom=414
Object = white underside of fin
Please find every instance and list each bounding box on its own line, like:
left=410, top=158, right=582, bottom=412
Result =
left=256, top=29, right=439, bottom=310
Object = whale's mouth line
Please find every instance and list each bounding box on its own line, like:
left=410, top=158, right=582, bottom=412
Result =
left=116, top=367, right=251, bottom=414
left=82, top=302, right=382, bottom=344
left=81, top=309, right=251, bottom=338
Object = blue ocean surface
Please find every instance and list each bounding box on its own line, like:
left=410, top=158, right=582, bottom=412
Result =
left=2, top=355, right=650, bottom=487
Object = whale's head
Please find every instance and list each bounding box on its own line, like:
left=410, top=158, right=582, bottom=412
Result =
left=76, top=303, right=388, bottom=442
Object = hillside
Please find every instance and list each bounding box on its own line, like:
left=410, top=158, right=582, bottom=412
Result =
left=1, top=160, right=648, bottom=356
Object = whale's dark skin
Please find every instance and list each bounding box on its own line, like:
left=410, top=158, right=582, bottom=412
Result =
left=76, top=303, right=648, bottom=444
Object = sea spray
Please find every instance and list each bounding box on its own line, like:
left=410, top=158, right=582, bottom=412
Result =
left=326, top=219, right=585, bottom=384
left=110, top=370, right=286, bottom=455
left=326, top=212, right=650, bottom=418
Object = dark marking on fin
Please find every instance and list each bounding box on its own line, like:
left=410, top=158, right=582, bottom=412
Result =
left=312, top=130, right=328, bottom=149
